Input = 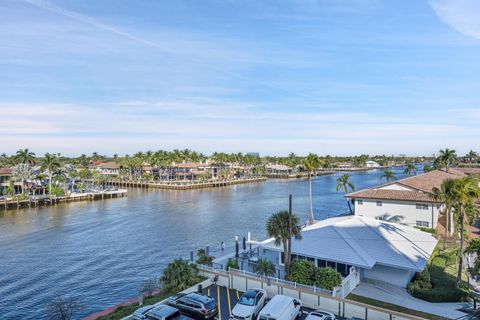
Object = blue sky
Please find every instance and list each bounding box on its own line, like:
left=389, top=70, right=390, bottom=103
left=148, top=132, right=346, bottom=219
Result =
left=1, top=0, right=479, bottom=156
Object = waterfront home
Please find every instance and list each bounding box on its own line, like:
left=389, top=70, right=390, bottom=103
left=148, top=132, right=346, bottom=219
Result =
left=259, top=215, right=437, bottom=288
left=346, top=169, right=466, bottom=229
left=0, top=168, right=13, bottom=186
left=95, top=161, right=120, bottom=175
left=265, top=164, right=293, bottom=177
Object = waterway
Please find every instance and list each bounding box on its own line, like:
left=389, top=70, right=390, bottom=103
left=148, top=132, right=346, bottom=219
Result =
left=0, top=167, right=414, bottom=319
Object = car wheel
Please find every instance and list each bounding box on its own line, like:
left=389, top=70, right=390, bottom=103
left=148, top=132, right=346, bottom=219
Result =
left=296, top=307, right=303, bottom=319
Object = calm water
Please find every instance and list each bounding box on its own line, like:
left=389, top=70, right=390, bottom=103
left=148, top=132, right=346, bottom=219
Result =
left=0, top=167, right=412, bottom=319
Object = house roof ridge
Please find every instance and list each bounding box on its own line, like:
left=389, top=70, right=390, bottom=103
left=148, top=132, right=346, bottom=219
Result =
left=331, top=218, right=375, bottom=267
left=358, top=217, right=426, bottom=270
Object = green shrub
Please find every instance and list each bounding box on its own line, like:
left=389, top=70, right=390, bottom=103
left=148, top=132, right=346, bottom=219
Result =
left=225, top=258, right=239, bottom=270
left=409, top=268, right=432, bottom=290
left=289, top=260, right=316, bottom=285
left=414, top=226, right=436, bottom=235
left=196, top=249, right=214, bottom=265
left=315, top=267, right=342, bottom=290
left=161, top=259, right=199, bottom=292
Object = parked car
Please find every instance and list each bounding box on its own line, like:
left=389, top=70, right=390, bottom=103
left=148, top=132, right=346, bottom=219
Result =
left=132, top=305, right=155, bottom=320
left=144, top=305, right=194, bottom=320
left=305, top=310, right=336, bottom=320
left=230, top=288, right=267, bottom=320
left=257, top=295, right=302, bottom=320
left=167, top=292, right=217, bottom=319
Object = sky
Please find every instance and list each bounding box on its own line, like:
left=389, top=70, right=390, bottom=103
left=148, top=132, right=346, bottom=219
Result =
left=1, top=0, right=480, bottom=157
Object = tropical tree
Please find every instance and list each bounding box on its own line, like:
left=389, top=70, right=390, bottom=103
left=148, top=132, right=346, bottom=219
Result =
left=381, top=169, right=396, bottom=182
left=438, top=148, right=457, bottom=173
left=160, top=259, right=198, bottom=292
left=465, top=150, right=478, bottom=164
left=452, top=175, right=480, bottom=287
left=403, top=163, right=417, bottom=176
left=12, top=163, right=32, bottom=195
left=465, top=238, right=480, bottom=281
left=336, top=174, right=355, bottom=214
left=266, top=211, right=302, bottom=279
left=254, top=258, right=277, bottom=277
left=302, top=153, right=322, bottom=224
left=431, top=178, right=457, bottom=248
left=41, top=153, right=61, bottom=197
left=15, top=148, right=36, bottom=166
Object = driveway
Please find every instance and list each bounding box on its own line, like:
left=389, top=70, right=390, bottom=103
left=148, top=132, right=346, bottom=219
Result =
left=352, top=282, right=468, bottom=319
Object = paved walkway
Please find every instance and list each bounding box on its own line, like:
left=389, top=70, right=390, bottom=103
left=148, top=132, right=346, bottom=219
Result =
left=352, top=282, right=468, bottom=319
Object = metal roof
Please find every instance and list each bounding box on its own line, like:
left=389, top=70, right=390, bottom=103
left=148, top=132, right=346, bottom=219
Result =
left=263, top=216, right=437, bottom=272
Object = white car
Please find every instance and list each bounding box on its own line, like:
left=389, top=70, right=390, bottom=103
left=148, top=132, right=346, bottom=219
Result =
left=231, top=288, right=267, bottom=320
left=257, top=295, right=302, bottom=320
left=305, top=310, right=336, bottom=320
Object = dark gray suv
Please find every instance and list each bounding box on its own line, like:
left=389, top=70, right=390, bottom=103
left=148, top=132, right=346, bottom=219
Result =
left=166, top=292, right=217, bottom=319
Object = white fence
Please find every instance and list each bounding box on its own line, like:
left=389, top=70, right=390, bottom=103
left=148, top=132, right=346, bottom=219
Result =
left=198, top=265, right=427, bottom=320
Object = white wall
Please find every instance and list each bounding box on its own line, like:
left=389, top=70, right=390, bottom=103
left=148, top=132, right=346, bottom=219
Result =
left=354, top=199, right=441, bottom=228
left=361, top=264, right=415, bottom=287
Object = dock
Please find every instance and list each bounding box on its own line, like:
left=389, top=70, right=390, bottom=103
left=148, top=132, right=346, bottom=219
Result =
left=1, top=189, right=127, bottom=211
left=105, top=177, right=267, bottom=190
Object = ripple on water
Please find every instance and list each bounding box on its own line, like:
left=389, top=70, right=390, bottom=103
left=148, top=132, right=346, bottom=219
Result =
left=0, top=168, right=415, bottom=319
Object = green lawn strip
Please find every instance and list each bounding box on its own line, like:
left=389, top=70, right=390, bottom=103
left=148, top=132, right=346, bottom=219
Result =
left=96, top=292, right=171, bottom=320
left=346, top=294, right=450, bottom=320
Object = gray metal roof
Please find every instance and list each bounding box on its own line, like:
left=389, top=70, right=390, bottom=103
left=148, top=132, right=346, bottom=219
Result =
left=263, top=216, right=437, bottom=272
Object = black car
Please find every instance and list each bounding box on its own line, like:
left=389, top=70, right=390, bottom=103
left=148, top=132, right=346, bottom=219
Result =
left=166, top=292, right=217, bottom=319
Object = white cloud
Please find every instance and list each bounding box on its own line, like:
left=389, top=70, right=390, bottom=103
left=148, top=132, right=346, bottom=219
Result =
left=0, top=101, right=478, bottom=156
left=429, top=0, right=480, bottom=40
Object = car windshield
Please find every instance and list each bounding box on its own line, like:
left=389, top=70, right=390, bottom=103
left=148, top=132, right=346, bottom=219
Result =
left=238, top=291, right=256, bottom=306
left=205, top=300, right=216, bottom=310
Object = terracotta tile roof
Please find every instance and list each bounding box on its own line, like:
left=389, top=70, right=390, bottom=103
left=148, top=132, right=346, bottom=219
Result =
left=173, top=162, right=207, bottom=168
left=346, top=169, right=466, bottom=202
left=0, top=168, right=12, bottom=175
left=96, top=162, right=120, bottom=169
left=453, top=167, right=480, bottom=175
left=393, top=169, right=465, bottom=192
left=346, top=189, right=439, bottom=202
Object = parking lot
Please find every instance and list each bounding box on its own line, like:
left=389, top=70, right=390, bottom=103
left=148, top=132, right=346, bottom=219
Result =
left=203, top=285, right=348, bottom=320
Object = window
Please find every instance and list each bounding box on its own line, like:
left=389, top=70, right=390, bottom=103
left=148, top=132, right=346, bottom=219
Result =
left=280, top=252, right=285, bottom=265
left=306, top=256, right=315, bottom=263
left=376, top=201, right=382, bottom=206
left=317, top=259, right=327, bottom=268
left=336, top=263, right=347, bottom=276
left=327, top=261, right=336, bottom=269
left=416, top=221, right=429, bottom=227
left=416, top=203, right=429, bottom=210
left=357, top=200, right=363, bottom=205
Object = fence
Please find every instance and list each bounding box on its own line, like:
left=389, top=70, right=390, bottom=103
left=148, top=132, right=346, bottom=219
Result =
left=198, top=265, right=427, bottom=320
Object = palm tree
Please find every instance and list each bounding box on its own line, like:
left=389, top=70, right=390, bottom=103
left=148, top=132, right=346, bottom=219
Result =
left=403, top=163, right=417, bottom=176
left=466, top=150, right=478, bottom=164
left=15, top=148, right=36, bottom=166
left=452, top=175, right=480, bottom=287
left=381, top=169, right=396, bottom=182
left=266, top=211, right=302, bottom=279
left=254, top=258, right=277, bottom=277
left=438, top=148, right=457, bottom=173
left=41, top=153, right=61, bottom=197
left=465, top=238, right=480, bottom=281
left=431, top=178, right=456, bottom=248
left=336, top=174, right=355, bottom=214
left=160, top=259, right=198, bottom=292
left=302, top=153, right=322, bottom=224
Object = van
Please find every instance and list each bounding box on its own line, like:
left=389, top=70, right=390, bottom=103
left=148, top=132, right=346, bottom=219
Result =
left=257, top=295, right=302, bottom=320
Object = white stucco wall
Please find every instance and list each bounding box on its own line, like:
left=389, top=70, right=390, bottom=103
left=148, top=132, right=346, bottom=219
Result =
left=361, top=264, right=415, bottom=287
left=354, top=198, right=441, bottom=228
left=380, top=183, right=416, bottom=191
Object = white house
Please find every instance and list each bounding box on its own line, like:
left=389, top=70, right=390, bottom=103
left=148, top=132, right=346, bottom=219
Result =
left=261, top=216, right=438, bottom=288
left=95, top=161, right=120, bottom=175
left=346, top=169, right=466, bottom=229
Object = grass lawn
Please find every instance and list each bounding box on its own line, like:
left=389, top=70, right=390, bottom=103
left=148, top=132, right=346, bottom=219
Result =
left=347, top=294, right=450, bottom=320
left=96, top=292, right=171, bottom=320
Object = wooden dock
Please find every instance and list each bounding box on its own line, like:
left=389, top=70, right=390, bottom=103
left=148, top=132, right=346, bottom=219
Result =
left=1, top=189, right=127, bottom=211
left=106, top=177, right=267, bottom=190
